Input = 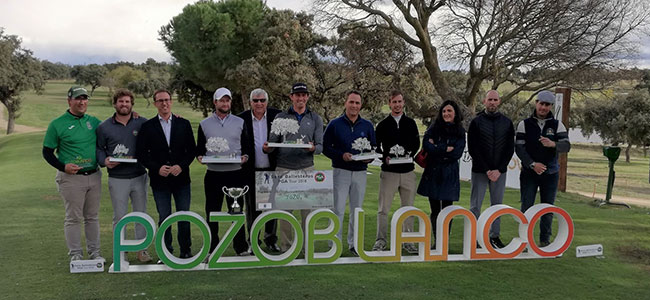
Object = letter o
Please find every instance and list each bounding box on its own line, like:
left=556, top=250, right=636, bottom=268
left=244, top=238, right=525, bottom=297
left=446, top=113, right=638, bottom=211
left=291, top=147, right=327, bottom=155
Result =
left=155, top=211, right=211, bottom=269
left=525, top=204, right=574, bottom=257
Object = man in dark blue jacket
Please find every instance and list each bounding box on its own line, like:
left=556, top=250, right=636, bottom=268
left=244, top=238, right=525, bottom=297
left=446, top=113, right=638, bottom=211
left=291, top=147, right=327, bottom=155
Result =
left=323, top=90, right=376, bottom=256
left=467, top=90, right=514, bottom=249
left=515, top=90, right=571, bottom=247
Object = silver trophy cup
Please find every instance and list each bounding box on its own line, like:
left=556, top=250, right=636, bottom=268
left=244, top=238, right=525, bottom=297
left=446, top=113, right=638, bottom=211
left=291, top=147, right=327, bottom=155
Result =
left=222, top=185, right=249, bottom=214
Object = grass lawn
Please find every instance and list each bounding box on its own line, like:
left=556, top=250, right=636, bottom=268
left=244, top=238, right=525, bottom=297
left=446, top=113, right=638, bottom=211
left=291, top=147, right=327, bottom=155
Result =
left=1, top=81, right=650, bottom=299
left=567, top=144, right=650, bottom=200
left=1, top=131, right=650, bottom=299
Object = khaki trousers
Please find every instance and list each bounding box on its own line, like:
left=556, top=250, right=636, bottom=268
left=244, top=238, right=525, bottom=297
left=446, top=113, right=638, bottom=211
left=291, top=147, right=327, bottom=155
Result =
left=376, top=171, right=416, bottom=242
left=55, top=171, right=102, bottom=256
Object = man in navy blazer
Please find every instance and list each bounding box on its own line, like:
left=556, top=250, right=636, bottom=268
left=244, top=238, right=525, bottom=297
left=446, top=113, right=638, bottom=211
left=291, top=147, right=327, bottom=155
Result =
left=238, top=88, right=282, bottom=252
left=136, top=89, right=196, bottom=259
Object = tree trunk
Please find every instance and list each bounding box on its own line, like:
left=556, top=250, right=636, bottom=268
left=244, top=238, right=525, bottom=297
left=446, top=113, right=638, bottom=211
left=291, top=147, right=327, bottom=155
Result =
left=240, top=89, right=250, bottom=112
left=625, top=144, right=632, bottom=163
left=6, top=104, right=15, bottom=135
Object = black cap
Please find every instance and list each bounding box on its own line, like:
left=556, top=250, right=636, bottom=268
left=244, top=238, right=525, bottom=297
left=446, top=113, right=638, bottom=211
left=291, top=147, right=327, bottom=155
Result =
left=290, top=82, right=309, bottom=94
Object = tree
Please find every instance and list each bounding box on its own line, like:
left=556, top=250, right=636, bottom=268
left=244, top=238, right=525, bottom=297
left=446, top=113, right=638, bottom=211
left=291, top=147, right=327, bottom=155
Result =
left=71, top=64, right=107, bottom=96
left=0, top=29, right=45, bottom=134
left=576, top=90, right=650, bottom=162
left=41, top=60, right=72, bottom=80
left=104, top=66, right=146, bottom=90
left=314, top=0, right=650, bottom=115
left=160, top=0, right=266, bottom=111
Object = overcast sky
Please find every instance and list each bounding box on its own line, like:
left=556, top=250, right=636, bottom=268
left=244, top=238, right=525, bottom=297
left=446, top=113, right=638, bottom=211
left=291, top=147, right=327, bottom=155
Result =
left=1, top=0, right=310, bottom=65
left=2, top=0, right=649, bottom=68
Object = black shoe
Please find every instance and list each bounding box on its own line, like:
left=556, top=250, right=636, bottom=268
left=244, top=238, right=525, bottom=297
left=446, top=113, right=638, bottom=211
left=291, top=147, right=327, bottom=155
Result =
left=180, top=252, right=192, bottom=259
left=267, top=243, right=281, bottom=253
left=490, top=237, right=506, bottom=249
left=349, top=248, right=358, bottom=257
left=539, top=240, right=551, bottom=247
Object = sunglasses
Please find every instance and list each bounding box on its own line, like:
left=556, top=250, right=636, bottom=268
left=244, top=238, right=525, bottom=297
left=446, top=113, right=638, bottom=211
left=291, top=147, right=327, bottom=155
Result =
left=73, top=96, right=89, bottom=100
left=252, top=98, right=267, bottom=103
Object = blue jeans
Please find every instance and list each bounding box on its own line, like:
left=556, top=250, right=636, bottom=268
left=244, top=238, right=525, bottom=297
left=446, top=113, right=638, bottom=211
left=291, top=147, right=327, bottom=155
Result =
left=152, top=183, right=192, bottom=254
left=520, top=169, right=559, bottom=243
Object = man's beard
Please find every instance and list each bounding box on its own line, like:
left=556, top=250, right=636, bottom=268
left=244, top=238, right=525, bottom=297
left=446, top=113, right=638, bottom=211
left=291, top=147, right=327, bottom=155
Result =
left=218, top=108, right=230, bottom=114
left=117, top=107, right=132, bottom=116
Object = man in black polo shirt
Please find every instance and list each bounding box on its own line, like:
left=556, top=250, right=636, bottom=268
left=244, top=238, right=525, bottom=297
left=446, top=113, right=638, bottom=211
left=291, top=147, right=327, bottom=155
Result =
left=96, top=88, right=151, bottom=262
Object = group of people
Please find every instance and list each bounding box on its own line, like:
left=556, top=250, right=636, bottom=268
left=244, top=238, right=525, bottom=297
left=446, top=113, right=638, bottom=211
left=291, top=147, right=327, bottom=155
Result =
left=43, top=82, right=569, bottom=263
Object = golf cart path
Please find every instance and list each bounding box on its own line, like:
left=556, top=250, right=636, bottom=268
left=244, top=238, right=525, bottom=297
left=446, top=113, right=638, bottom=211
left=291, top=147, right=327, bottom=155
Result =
left=569, top=190, right=650, bottom=208
left=0, top=104, right=44, bottom=134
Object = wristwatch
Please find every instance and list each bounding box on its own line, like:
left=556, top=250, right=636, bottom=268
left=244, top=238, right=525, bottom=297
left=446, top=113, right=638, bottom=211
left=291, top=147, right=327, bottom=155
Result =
left=530, top=162, right=536, bottom=169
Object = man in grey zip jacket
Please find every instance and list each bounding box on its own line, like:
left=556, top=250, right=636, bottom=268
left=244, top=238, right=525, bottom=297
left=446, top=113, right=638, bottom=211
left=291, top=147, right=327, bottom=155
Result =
left=264, top=82, right=324, bottom=251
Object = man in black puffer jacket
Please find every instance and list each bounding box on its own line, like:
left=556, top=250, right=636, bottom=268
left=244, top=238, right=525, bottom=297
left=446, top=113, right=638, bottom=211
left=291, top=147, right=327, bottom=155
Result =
left=467, top=90, right=514, bottom=249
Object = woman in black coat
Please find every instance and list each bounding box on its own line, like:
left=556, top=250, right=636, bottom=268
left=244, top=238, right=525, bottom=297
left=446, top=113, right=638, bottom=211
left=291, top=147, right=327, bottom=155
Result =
left=417, top=100, right=466, bottom=242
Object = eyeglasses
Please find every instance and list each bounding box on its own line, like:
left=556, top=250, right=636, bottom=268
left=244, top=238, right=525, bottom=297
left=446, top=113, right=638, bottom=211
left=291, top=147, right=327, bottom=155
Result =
left=252, top=98, right=267, bottom=103
left=155, top=98, right=171, bottom=103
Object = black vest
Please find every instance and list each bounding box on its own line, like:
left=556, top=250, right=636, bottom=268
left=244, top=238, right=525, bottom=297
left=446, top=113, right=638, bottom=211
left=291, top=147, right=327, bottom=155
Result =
left=523, top=117, right=559, bottom=171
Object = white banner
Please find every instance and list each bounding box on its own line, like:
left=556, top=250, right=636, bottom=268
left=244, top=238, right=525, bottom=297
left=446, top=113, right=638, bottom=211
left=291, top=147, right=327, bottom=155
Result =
left=459, top=135, right=522, bottom=189
left=255, top=170, right=334, bottom=210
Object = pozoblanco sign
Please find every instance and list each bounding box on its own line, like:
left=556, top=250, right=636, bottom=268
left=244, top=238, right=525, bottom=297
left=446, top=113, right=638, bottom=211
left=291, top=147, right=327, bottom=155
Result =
left=109, top=203, right=574, bottom=273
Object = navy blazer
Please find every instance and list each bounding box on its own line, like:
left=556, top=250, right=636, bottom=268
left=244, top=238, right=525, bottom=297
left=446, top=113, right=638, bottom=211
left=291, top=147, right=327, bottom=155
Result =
left=136, top=115, right=196, bottom=189
left=238, top=108, right=281, bottom=174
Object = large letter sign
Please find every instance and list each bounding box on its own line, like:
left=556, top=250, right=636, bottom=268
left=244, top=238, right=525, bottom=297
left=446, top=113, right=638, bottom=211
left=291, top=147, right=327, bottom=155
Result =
left=109, top=204, right=574, bottom=273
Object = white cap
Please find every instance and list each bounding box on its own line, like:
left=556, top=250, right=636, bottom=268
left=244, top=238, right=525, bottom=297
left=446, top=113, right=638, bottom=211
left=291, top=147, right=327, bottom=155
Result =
left=213, top=87, right=232, bottom=100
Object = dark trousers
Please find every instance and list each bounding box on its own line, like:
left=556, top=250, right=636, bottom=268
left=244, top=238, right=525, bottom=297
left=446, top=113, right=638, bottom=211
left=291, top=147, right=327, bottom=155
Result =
left=245, top=167, right=278, bottom=247
left=204, top=169, right=248, bottom=253
left=520, top=169, right=559, bottom=243
left=429, top=198, right=453, bottom=240
left=151, top=183, right=192, bottom=254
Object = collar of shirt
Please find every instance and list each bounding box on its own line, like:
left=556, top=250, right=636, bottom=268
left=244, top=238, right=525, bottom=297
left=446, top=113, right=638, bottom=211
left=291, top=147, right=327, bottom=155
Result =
left=214, top=112, right=230, bottom=126
left=288, top=106, right=308, bottom=122
left=158, top=114, right=172, bottom=123
left=111, top=112, right=133, bottom=125
left=252, top=110, right=267, bottom=122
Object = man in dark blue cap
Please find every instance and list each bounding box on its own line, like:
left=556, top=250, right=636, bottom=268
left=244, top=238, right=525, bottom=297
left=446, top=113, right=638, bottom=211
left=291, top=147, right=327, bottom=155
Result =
left=515, top=90, right=571, bottom=247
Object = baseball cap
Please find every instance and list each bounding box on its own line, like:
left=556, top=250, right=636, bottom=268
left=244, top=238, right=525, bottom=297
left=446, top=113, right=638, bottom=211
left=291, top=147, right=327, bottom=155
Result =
left=213, top=87, right=232, bottom=100
left=537, top=91, right=555, bottom=104
left=67, top=86, right=89, bottom=99
left=290, top=82, right=309, bottom=94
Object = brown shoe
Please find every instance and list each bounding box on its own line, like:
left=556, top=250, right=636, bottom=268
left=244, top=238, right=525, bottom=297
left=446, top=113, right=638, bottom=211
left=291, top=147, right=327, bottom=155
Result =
left=137, top=250, right=153, bottom=262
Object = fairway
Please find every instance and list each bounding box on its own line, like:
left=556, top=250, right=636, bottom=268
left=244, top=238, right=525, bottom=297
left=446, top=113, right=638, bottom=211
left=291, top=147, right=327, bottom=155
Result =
left=1, top=82, right=650, bottom=299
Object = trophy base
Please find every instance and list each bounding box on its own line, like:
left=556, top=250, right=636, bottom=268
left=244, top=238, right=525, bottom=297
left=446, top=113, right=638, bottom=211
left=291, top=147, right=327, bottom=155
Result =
left=388, top=157, right=413, bottom=165
left=267, top=142, right=312, bottom=149
left=351, top=153, right=380, bottom=161
left=109, top=157, right=137, bottom=163
left=202, top=156, right=241, bottom=163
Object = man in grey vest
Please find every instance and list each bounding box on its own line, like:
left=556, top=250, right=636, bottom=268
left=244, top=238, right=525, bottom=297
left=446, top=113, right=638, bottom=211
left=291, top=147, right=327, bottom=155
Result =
left=96, top=88, right=151, bottom=262
left=197, top=87, right=251, bottom=256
